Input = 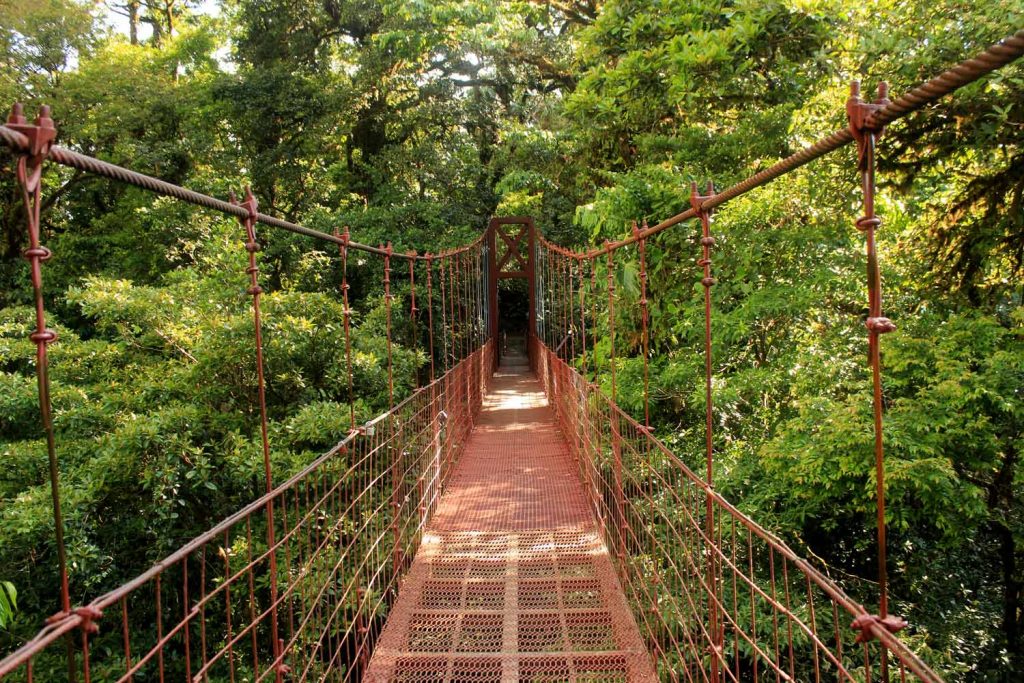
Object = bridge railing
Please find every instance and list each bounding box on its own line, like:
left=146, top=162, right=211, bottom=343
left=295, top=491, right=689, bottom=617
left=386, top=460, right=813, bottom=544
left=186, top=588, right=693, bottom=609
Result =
left=523, top=28, right=1024, bottom=683
left=1, top=92, right=494, bottom=682
left=0, top=341, right=494, bottom=682
left=532, top=336, right=941, bottom=683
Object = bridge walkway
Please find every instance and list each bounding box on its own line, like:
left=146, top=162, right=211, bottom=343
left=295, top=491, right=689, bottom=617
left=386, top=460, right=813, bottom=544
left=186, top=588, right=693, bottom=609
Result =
left=364, top=356, right=656, bottom=683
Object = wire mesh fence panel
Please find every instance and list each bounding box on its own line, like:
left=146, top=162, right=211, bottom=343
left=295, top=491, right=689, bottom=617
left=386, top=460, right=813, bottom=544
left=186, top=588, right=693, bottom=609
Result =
left=532, top=339, right=941, bottom=683
left=0, top=343, right=494, bottom=683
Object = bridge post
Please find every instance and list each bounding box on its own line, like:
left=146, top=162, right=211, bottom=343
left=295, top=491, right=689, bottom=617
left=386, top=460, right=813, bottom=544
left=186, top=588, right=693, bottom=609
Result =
left=486, top=226, right=498, bottom=367
left=426, top=254, right=436, bottom=383
left=408, top=252, right=419, bottom=389
left=848, top=80, right=907, bottom=678
left=527, top=221, right=536, bottom=365
left=431, top=374, right=442, bottom=518
left=232, top=186, right=286, bottom=682
left=604, top=246, right=628, bottom=584
left=383, top=245, right=407, bottom=583
left=580, top=259, right=607, bottom=540
left=460, top=253, right=473, bottom=433
left=335, top=228, right=357, bottom=431
left=692, top=181, right=723, bottom=682
left=354, top=582, right=369, bottom=675
left=439, top=256, right=453, bottom=485
left=8, top=103, right=78, bottom=683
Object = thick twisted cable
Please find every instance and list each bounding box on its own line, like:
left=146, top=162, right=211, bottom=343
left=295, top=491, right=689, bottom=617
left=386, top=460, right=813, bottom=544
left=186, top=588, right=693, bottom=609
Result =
left=0, top=132, right=487, bottom=260
left=867, top=27, right=1024, bottom=128
left=564, top=27, right=1024, bottom=257
left=1, top=29, right=1020, bottom=259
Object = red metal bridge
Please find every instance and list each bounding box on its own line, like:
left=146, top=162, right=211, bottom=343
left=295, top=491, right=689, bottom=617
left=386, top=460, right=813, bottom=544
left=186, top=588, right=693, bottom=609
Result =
left=1, top=28, right=1022, bottom=683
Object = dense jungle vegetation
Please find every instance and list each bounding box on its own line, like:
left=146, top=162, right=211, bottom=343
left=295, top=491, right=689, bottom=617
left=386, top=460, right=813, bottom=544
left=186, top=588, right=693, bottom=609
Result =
left=0, top=0, right=1022, bottom=679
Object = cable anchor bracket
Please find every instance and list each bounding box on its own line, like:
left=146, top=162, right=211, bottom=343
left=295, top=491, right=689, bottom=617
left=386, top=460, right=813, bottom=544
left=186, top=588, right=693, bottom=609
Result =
left=846, top=80, right=891, bottom=170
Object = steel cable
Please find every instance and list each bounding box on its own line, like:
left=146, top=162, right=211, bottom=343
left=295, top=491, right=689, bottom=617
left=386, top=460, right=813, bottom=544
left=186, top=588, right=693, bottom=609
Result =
left=2, top=31, right=1019, bottom=260
left=0, top=130, right=490, bottom=260
left=569, top=27, right=1024, bottom=257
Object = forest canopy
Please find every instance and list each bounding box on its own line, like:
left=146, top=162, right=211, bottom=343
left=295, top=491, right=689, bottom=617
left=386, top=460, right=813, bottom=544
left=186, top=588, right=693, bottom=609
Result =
left=1, top=0, right=1022, bottom=679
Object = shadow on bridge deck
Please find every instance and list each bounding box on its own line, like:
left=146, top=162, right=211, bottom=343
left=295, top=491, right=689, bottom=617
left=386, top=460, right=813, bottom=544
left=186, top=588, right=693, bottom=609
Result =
left=364, top=361, right=656, bottom=682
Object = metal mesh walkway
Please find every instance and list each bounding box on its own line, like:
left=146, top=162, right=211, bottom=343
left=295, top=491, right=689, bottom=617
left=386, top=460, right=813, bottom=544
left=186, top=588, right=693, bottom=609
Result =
left=364, top=361, right=656, bottom=683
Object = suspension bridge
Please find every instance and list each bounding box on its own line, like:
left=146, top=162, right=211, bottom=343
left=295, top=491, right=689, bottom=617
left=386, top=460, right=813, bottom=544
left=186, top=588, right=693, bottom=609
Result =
left=0, top=27, right=1022, bottom=683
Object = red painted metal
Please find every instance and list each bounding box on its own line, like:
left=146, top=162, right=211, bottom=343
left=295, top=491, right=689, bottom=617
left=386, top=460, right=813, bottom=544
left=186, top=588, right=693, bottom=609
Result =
left=384, top=242, right=395, bottom=410
left=578, top=257, right=588, bottom=378
left=0, top=344, right=496, bottom=682
left=6, top=104, right=76, bottom=682
left=426, top=254, right=436, bottom=382
left=486, top=217, right=536, bottom=368
left=634, top=222, right=650, bottom=430
left=605, top=246, right=617, bottom=404
left=363, top=366, right=656, bottom=683
left=5, top=28, right=1020, bottom=679
left=8, top=104, right=65, bottom=588
left=231, top=187, right=286, bottom=681
left=335, top=226, right=357, bottom=430
left=690, top=180, right=723, bottom=681
left=589, top=257, right=598, bottom=382
left=447, top=255, right=456, bottom=370
left=409, top=252, right=419, bottom=388
left=440, top=254, right=450, bottom=371
left=530, top=334, right=942, bottom=683
left=847, top=81, right=907, bottom=674
left=530, top=31, right=1024, bottom=261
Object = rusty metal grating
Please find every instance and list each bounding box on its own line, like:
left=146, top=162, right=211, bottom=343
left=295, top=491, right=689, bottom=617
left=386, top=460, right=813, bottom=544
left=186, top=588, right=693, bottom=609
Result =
left=365, top=367, right=655, bottom=682
left=518, top=655, right=630, bottom=683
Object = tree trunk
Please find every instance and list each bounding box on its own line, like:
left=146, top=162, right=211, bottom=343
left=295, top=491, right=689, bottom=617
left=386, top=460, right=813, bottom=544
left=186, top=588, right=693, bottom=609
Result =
left=128, top=1, right=140, bottom=45
left=164, top=0, right=175, bottom=37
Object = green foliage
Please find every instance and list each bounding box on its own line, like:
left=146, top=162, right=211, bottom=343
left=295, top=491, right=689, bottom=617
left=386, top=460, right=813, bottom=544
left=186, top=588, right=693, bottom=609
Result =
left=0, top=581, right=15, bottom=630
left=1, top=0, right=1022, bottom=679
left=560, top=2, right=1023, bottom=677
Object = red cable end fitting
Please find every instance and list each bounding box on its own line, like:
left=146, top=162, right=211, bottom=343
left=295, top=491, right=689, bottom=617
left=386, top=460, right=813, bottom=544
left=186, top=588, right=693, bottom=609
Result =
left=7, top=103, right=57, bottom=157
left=241, top=185, right=258, bottom=219
left=47, top=605, right=103, bottom=634
left=866, top=316, right=896, bottom=334
left=75, top=606, right=103, bottom=634
left=690, top=180, right=716, bottom=214
left=852, top=612, right=907, bottom=644
left=847, top=81, right=891, bottom=169
left=7, top=102, right=25, bottom=125
left=9, top=104, right=57, bottom=194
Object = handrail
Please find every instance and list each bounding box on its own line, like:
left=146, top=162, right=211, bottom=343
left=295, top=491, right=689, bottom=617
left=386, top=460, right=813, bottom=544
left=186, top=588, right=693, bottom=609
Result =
left=533, top=336, right=945, bottom=682
left=0, top=346, right=494, bottom=678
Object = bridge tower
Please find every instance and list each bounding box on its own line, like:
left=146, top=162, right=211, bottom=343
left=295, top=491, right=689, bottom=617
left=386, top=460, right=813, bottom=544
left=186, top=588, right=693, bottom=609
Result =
left=485, top=216, right=536, bottom=368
